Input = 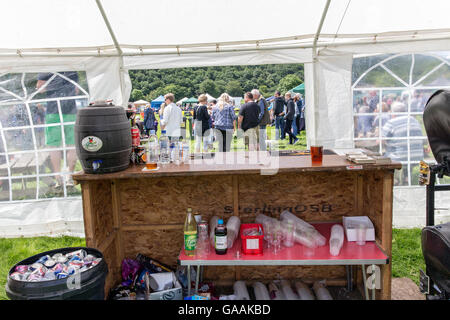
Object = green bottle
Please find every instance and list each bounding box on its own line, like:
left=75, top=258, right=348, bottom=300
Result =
left=184, top=208, right=198, bottom=256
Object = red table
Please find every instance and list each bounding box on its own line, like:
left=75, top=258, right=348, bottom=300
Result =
left=178, top=222, right=389, bottom=299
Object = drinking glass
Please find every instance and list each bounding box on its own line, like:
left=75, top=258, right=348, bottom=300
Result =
left=356, top=224, right=367, bottom=246
left=263, top=220, right=273, bottom=249
left=271, top=221, right=284, bottom=255
left=311, top=145, right=323, bottom=164
left=282, top=220, right=295, bottom=248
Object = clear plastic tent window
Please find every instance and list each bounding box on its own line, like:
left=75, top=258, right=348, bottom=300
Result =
left=352, top=52, right=450, bottom=187
left=0, top=71, right=89, bottom=202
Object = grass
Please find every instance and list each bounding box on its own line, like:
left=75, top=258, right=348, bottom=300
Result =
left=0, top=228, right=425, bottom=300
left=391, top=228, right=426, bottom=285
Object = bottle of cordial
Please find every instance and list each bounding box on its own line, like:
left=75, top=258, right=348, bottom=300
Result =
left=214, top=219, right=228, bottom=255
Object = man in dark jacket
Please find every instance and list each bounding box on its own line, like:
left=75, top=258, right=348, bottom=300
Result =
left=284, top=92, right=299, bottom=145
left=271, top=90, right=286, bottom=140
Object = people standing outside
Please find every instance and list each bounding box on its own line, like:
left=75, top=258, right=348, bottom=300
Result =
left=160, top=93, right=183, bottom=141
left=251, top=89, right=271, bottom=151
left=283, top=92, right=299, bottom=145
left=271, top=90, right=286, bottom=140
left=193, top=94, right=211, bottom=153
left=238, top=92, right=260, bottom=151
left=298, top=93, right=306, bottom=132
left=143, top=105, right=157, bottom=137
left=292, top=93, right=301, bottom=136
left=36, top=72, right=80, bottom=189
left=212, top=93, right=236, bottom=152
left=207, top=99, right=216, bottom=150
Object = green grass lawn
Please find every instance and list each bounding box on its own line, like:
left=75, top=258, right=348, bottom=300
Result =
left=0, top=228, right=425, bottom=300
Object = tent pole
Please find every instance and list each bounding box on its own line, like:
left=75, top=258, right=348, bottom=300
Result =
left=95, top=0, right=122, bottom=56
left=96, top=0, right=130, bottom=106
left=309, top=0, right=331, bottom=146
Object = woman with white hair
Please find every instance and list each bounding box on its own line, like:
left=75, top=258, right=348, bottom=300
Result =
left=212, top=93, right=237, bottom=152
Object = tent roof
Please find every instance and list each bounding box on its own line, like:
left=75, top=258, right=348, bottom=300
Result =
left=184, top=97, right=199, bottom=103
left=176, top=97, right=188, bottom=105
left=2, top=0, right=450, bottom=58
left=205, top=93, right=216, bottom=101
left=151, top=95, right=165, bottom=102
left=133, top=99, right=149, bottom=105
left=290, top=83, right=305, bottom=94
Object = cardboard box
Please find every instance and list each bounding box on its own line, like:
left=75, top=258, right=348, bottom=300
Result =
left=148, top=272, right=183, bottom=300
left=343, top=216, right=375, bottom=242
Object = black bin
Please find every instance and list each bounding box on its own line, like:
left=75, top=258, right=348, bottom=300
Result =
left=75, top=102, right=131, bottom=174
left=5, top=247, right=108, bottom=300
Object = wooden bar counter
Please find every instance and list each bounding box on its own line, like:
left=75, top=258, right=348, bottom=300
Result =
left=72, top=152, right=401, bottom=300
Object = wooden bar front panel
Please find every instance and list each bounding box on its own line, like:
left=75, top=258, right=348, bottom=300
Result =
left=76, top=158, right=398, bottom=299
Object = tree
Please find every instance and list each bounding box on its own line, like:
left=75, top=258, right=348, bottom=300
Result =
left=199, top=79, right=218, bottom=97
left=226, top=80, right=243, bottom=97
left=277, top=74, right=302, bottom=94
left=130, top=89, right=144, bottom=102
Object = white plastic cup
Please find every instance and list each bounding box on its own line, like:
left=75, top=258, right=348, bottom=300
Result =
left=356, top=224, right=367, bottom=246
left=148, top=272, right=174, bottom=291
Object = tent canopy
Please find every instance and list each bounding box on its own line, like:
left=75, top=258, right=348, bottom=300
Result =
left=176, top=97, right=188, bottom=105
left=205, top=93, right=216, bottom=102
left=183, top=97, right=199, bottom=104
left=133, top=99, right=149, bottom=105
left=150, top=95, right=165, bottom=109
left=1, top=0, right=449, bottom=59
left=290, top=83, right=305, bottom=95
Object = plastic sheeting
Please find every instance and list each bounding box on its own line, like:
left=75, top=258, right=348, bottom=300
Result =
left=0, top=198, right=84, bottom=238
left=305, top=52, right=354, bottom=148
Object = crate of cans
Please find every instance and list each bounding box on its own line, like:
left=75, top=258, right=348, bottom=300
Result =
left=9, top=248, right=102, bottom=282
left=6, top=247, right=108, bottom=300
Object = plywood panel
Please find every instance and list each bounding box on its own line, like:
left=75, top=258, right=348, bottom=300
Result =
left=121, top=229, right=184, bottom=268
left=102, top=237, right=120, bottom=298
left=90, top=180, right=114, bottom=248
left=237, top=172, right=357, bottom=223
left=119, top=176, right=234, bottom=226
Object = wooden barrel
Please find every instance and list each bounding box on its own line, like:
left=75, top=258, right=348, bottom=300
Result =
left=75, top=103, right=131, bottom=174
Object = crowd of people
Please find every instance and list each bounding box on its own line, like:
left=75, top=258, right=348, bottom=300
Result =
left=354, top=90, right=427, bottom=165
left=136, top=89, right=306, bottom=153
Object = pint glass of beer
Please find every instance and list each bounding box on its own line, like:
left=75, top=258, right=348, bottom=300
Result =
left=310, top=145, right=323, bottom=164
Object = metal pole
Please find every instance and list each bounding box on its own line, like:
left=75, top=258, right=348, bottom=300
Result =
left=426, top=172, right=435, bottom=226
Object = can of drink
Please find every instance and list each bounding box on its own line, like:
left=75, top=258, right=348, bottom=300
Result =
left=67, top=266, right=78, bottom=275
left=15, top=265, right=29, bottom=273
left=44, top=259, right=56, bottom=268
left=28, top=273, right=42, bottom=282
left=131, top=127, right=140, bottom=147
left=57, top=272, right=68, bottom=279
left=56, top=255, right=68, bottom=264
left=37, top=255, right=50, bottom=264
left=84, top=254, right=95, bottom=262
left=30, top=263, right=44, bottom=271
left=51, top=263, right=64, bottom=274
left=69, top=260, right=83, bottom=268
left=10, top=272, right=23, bottom=281
left=69, top=255, right=81, bottom=262
left=31, top=266, right=47, bottom=276
left=198, top=220, right=209, bottom=239
left=92, top=258, right=102, bottom=266
left=43, top=271, right=56, bottom=281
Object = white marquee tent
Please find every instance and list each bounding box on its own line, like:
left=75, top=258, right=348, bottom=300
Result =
left=0, top=0, right=449, bottom=237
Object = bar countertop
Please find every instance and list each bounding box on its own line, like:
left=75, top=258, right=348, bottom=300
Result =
left=72, top=152, right=402, bottom=182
